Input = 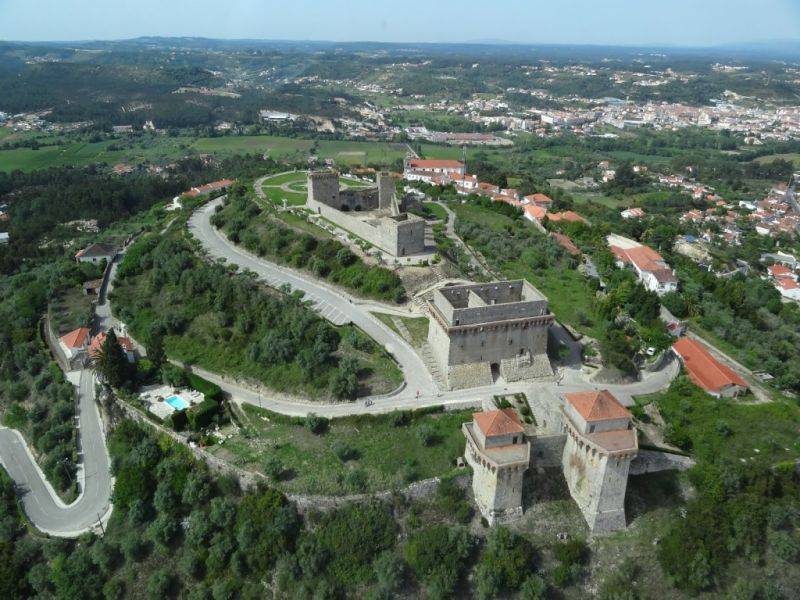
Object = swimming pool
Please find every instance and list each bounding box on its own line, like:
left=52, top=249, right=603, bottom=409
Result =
left=165, top=395, right=189, bottom=411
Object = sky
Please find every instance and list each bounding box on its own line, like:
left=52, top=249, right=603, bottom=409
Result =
left=1, top=0, right=799, bottom=47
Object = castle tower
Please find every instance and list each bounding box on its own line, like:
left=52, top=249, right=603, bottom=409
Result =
left=463, top=408, right=530, bottom=525
left=377, top=171, right=397, bottom=213
left=560, top=390, right=638, bottom=533
left=307, top=170, right=340, bottom=207
left=427, top=280, right=554, bottom=390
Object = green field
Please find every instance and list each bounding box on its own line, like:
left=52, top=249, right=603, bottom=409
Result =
left=211, top=405, right=471, bottom=495
left=422, top=201, right=449, bottom=220
left=754, top=153, right=800, bottom=167
left=372, top=312, right=430, bottom=348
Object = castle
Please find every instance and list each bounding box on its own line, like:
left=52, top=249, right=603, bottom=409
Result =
left=463, top=408, right=530, bottom=524
left=464, top=389, right=642, bottom=534
left=306, top=170, right=427, bottom=259
left=427, top=280, right=555, bottom=389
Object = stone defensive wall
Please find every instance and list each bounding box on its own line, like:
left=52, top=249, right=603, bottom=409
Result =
left=432, top=281, right=550, bottom=327
left=629, top=449, right=695, bottom=475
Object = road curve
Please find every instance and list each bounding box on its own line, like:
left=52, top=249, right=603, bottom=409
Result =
left=0, top=369, right=112, bottom=537
left=189, top=198, right=438, bottom=397
left=187, top=198, right=678, bottom=417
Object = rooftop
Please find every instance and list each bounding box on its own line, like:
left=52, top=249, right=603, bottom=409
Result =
left=473, top=408, right=524, bottom=438
left=564, top=390, right=631, bottom=423
left=59, top=327, right=90, bottom=349
left=672, top=337, right=748, bottom=394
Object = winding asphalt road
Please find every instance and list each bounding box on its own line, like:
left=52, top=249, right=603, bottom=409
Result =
left=189, top=198, right=437, bottom=397
left=188, top=198, right=679, bottom=415
left=0, top=369, right=112, bottom=537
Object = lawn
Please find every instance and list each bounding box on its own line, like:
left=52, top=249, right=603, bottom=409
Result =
left=210, top=404, right=471, bottom=495
left=372, top=312, right=430, bottom=348
left=257, top=171, right=374, bottom=207
left=422, top=201, right=448, bottom=220
left=0, top=134, right=424, bottom=173
left=754, top=153, right=800, bottom=167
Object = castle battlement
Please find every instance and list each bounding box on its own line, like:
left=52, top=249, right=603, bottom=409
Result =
left=427, top=280, right=554, bottom=390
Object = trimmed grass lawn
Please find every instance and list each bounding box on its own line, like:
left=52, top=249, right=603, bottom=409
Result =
left=422, top=201, right=448, bottom=220
left=257, top=171, right=374, bottom=207
left=373, top=312, right=430, bottom=348
left=211, top=405, right=471, bottom=495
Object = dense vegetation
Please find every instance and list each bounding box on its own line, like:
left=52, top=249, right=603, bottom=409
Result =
left=212, top=184, right=406, bottom=303
left=661, top=256, right=800, bottom=393
left=0, top=258, right=102, bottom=494
left=112, top=228, right=400, bottom=399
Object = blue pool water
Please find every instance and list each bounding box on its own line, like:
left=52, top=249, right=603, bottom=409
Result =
left=165, top=395, right=189, bottom=411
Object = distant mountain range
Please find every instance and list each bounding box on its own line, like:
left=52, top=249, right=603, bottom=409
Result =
left=5, top=36, right=800, bottom=61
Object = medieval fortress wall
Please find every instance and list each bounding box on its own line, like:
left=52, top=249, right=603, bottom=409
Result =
left=427, top=281, right=555, bottom=389
left=306, top=170, right=426, bottom=258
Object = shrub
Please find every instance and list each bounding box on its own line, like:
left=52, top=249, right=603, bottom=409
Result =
left=404, top=525, right=473, bottom=597
left=332, top=440, right=359, bottom=462
left=187, top=398, right=221, bottom=431
left=416, top=423, right=439, bottom=446
left=304, top=413, right=329, bottom=435
left=262, top=456, right=283, bottom=482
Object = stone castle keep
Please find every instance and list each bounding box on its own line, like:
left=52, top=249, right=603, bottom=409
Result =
left=462, top=389, right=672, bottom=534
left=306, top=170, right=427, bottom=258
left=463, top=408, right=530, bottom=525
left=427, top=280, right=555, bottom=389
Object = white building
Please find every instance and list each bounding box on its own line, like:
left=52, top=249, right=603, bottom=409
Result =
left=607, top=234, right=678, bottom=295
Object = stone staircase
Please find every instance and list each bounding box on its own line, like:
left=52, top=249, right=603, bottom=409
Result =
left=421, top=343, right=446, bottom=388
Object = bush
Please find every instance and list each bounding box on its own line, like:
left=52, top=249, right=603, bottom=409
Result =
left=167, top=409, right=188, bottom=432
left=404, top=525, right=473, bottom=598
left=262, top=456, right=283, bottom=482
left=474, top=527, right=537, bottom=599
left=304, top=413, right=329, bottom=435
left=332, top=440, right=359, bottom=462
left=416, top=423, right=439, bottom=447
left=187, top=398, right=221, bottom=431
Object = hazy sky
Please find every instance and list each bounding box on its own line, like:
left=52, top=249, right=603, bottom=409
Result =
left=2, top=0, right=799, bottom=46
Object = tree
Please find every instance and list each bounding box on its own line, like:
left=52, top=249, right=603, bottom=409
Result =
left=147, top=329, right=166, bottom=372
left=92, top=329, right=132, bottom=388
left=474, top=527, right=537, bottom=599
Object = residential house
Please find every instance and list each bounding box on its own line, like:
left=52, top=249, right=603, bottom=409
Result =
left=58, top=328, right=91, bottom=359
left=620, top=207, right=645, bottom=219
left=75, top=243, right=117, bottom=265
left=607, top=235, right=678, bottom=295
left=671, top=337, right=748, bottom=398
left=89, top=331, right=136, bottom=363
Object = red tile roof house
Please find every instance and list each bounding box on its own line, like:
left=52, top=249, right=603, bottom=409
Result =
left=774, top=277, right=800, bottom=301
left=403, top=159, right=466, bottom=180
left=546, top=211, right=588, bottom=225
left=184, top=179, right=234, bottom=198
left=524, top=193, right=553, bottom=209
left=671, top=338, right=748, bottom=398
left=58, top=327, right=91, bottom=359
left=523, top=204, right=547, bottom=223
left=89, top=331, right=136, bottom=363
left=551, top=232, right=581, bottom=256
left=609, top=243, right=678, bottom=296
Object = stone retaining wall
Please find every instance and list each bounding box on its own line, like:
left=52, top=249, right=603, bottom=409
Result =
left=629, top=449, right=695, bottom=475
